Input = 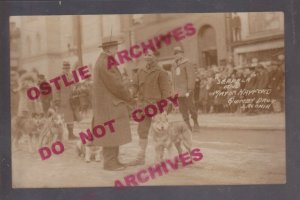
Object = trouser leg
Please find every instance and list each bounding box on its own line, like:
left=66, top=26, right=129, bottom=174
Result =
left=187, top=95, right=200, bottom=130
left=179, top=97, right=189, bottom=121
left=187, top=95, right=198, bottom=122
left=179, top=97, right=192, bottom=130
left=128, top=117, right=151, bottom=166
left=137, top=116, right=152, bottom=139
left=103, top=146, right=124, bottom=170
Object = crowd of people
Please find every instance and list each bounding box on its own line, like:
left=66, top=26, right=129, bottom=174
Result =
left=10, top=62, right=92, bottom=140
left=193, top=56, right=285, bottom=114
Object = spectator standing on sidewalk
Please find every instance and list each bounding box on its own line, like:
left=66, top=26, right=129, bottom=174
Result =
left=171, top=46, right=200, bottom=130
left=38, top=74, right=52, bottom=114
left=54, top=61, right=77, bottom=140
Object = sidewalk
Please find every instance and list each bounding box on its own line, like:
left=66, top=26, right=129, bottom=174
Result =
left=168, top=112, right=285, bottom=130
left=74, top=111, right=285, bottom=133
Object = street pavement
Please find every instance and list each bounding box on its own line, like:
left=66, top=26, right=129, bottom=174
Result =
left=12, top=112, right=285, bottom=188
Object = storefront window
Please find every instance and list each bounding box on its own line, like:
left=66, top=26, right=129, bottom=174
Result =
left=248, top=12, right=282, bottom=33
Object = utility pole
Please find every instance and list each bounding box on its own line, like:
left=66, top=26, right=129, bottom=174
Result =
left=75, top=15, right=83, bottom=66
left=225, top=13, right=233, bottom=53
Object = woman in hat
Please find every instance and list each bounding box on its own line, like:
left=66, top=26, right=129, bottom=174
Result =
left=17, top=72, right=43, bottom=117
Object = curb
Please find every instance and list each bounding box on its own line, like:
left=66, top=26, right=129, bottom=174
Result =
left=130, top=121, right=284, bottom=131
left=197, top=125, right=285, bottom=131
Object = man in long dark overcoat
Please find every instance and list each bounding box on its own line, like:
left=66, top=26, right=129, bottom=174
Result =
left=92, top=37, right=133, bottom=171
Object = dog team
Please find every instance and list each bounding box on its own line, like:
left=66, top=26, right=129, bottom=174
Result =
left=11, top=34, right=199, bottom=171
left=86, top=36, right=199, bottom=171
left=11, top=61, right=88, bottom=154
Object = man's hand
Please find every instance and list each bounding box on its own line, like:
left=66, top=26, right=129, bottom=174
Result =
left=185, top=90, right=193, bottom=97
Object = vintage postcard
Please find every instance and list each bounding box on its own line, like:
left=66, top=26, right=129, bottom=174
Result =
left=10, top=12, right=285, bottom=188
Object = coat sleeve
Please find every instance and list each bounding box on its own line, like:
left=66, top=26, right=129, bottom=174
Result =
left=185, top=62, right=196, bottom=92
left=98, top=58, right=132, bottom=102
left=131, top=71, right=139, bottom=97
left=158, top=70, right=172, bottom=99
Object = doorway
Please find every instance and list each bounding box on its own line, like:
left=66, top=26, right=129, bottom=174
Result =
left=202, top=49, right=218, bottom=66
left=198, top=25, right=218, bottom=68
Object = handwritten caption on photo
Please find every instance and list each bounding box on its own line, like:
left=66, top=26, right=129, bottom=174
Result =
left=210, top=78, right=276, bottom=110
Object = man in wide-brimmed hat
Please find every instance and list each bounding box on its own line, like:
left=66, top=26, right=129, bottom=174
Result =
left=92, top=36, right=133, bottom=171
left=18, top=72, right=43, bottom=116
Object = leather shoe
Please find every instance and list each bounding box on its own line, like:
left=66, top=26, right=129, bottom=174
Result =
left=103, top=162, right=126, bottom=171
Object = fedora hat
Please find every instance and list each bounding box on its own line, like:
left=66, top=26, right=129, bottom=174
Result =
left=173, top=46, right=184, bottom=54
left=98, top=35, right=122, bottom=48
left=62, top=61, right=71, bottom=69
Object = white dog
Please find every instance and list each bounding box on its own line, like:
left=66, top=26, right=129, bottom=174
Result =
left=76, top=140, right=102, bottom=163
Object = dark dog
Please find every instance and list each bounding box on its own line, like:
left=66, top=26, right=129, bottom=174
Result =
left=39, top=109, right=67, bottom=146
left=12, top=111, right=40, bottom=153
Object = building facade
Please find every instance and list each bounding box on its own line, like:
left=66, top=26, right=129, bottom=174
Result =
left=11, top=13, right=283, bottom=79
left=231, top=12, right=284, bottom=65
left=125, top=13, right=230, bottom=72
left=9, top=21, right=21, bottom=71
left=13, top=15, right=124, bottom=78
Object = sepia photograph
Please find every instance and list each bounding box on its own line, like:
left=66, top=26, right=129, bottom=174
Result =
left=10, top=12, right=285, bottom=188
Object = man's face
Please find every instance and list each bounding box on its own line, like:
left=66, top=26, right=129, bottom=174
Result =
left=278, top=55, right=284, bottom=61
left=144, top=51, right=156, bottom=64
left=11, top=74, right=18, bottom=82
left=243, top=68, right=250, bottom=76
left=237, top=69, right=243, bottom=75
left=63, top=68, right=70, bottom=74
left=106, top=45, right=118, bottom=55
left=175, top=52, right=183, bottom=60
